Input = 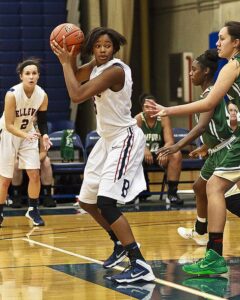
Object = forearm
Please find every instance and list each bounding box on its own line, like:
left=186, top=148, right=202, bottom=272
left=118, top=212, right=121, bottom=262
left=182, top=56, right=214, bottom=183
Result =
left=6, top=124, right=27, bottom=139
left=166, top=99, right=212, bottom=116
left=176, top=126, right=204, bottom=149
left=62, top=63, right=84, bottom=103
left=70, top=56, right=78, bottom=74
left=39, top=151, right=47, bottom=162
left=63, top=64, right=87, bottom=103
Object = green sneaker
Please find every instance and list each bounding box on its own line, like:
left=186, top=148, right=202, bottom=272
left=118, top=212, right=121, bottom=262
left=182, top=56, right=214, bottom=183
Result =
left=182, top=249, right=228, bottom=275
left=182, top=277, right=228, bottom=297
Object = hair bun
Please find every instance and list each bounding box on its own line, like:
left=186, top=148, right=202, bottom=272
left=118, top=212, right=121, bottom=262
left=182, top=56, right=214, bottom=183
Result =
left=204, top=49, right=219, bottom=62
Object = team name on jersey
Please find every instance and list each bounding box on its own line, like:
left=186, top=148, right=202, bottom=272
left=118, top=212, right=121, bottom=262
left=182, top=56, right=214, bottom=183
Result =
left=16, top=108, right=36, bottom=117
left=145, top=133, right=161, bottom=141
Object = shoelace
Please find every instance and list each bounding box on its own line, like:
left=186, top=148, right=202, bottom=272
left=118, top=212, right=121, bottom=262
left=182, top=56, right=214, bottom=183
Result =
left=195, top=252, right=209, bottom=265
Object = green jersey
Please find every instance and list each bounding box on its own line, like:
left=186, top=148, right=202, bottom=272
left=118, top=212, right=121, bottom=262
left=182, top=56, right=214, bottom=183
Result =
left=140, top=112, right=164, bottom=152
left=225, top=53, right=240, bottom=137
left=215, top=54, right=240, bottom=172
left=195, top=86, right=234, bottom=149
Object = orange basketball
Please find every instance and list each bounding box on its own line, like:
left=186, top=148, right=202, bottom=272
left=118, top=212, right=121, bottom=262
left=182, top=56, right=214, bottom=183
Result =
left=50, top=23, right=84, bottom=54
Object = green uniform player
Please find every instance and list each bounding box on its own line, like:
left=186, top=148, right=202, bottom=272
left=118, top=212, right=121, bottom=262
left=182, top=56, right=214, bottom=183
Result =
left=135, top=94, right=183, bottom=205
left=145, top=21, right=240, bottom=276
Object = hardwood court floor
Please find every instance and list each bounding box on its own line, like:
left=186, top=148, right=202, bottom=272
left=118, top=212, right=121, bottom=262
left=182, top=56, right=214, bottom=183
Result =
left=1, top=197, right=240, bottom=300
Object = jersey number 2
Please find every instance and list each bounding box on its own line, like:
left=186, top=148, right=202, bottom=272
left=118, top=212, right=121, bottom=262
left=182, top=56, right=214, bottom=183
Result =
left=20, top=119, right=29, bottom=130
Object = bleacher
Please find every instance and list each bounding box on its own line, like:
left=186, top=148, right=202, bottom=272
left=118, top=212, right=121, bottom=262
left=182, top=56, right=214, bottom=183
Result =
left=0, top=0, right=70, bottom=121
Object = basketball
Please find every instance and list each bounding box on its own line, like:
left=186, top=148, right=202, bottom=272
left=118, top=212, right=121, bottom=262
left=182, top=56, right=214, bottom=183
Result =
left=50, top=23, right=84, bottom=54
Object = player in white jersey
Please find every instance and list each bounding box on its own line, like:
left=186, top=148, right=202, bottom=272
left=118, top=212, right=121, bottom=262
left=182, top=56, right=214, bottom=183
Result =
left=0, top=58, right=52, bottom=226
left=51, top=27, right=155, bottom=283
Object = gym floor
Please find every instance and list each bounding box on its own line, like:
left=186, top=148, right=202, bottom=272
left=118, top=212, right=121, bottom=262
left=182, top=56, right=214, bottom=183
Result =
left=1, top=194, right=240, bottom=300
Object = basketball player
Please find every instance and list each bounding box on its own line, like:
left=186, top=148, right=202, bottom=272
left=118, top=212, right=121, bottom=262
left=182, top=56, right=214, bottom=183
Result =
left=0, top=58, right=52, bottom=226
left=10, top=117, right=56, bottom=208
left=157, top=49, right=240, bottom=246
left=10, top=134, right=56, bottom=208
left=51, top=27, right=155, bottom=283
left=135, top=93, right=183, bottom=205
left=145, top=21, right=240, bottom=275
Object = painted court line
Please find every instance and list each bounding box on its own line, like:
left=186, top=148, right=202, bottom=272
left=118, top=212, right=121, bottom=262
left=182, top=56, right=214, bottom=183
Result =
left=22, top=237, right=226, bottom=300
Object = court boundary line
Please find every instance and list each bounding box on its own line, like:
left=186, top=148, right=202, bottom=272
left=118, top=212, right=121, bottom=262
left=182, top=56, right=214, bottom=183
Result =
left=22, top=237, right=226, bottom=300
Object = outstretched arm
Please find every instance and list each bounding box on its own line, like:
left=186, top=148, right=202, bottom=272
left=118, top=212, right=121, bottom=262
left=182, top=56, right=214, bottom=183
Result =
left=158, top=110, right=214, bottom=156
left=145, top=60, right=240, bottom=117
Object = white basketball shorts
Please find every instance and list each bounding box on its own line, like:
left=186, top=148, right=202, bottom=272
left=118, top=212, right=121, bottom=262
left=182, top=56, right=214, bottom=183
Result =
left=0, top=129, right=40, bottom=178
left=79, top=126, right=146, bottom=204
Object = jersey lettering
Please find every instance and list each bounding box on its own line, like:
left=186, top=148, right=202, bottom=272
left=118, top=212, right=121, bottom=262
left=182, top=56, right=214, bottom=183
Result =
left=16, top=108, right=36, bottom=117
left=121, top=179, right=130, bottom=198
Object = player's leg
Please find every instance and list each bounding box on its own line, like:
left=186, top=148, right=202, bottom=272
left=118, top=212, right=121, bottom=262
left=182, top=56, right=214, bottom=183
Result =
left=165, top=151, right=183, bottom=205
left=79, top=200, right=125, bottom=268
left=178, top=178, right=240, bottom=245
left=177, top=176, right=208, bottom=245
left=19, top=139, right=44, bottom=226
left=183, top=174, right=233, bottom=275
left=0, top=131, right=17, bottom=225
left=225, top=182, right=240, bottom=217
left=97, top=195, right=155, bottom=283
left=25, top=169, right=44, bottom=226
left=178, top=153, right=221, bottom=246
left=0, top=176, right=12, bottom=225
left=99, top=127, right=155, bottom=283
left=79, top=138, right=125, bottom=267
left=10, top=159, right=23, bottom=208
left=40, top=156, right=56, bottom=207
left=183, top=145, right=240, bottom=275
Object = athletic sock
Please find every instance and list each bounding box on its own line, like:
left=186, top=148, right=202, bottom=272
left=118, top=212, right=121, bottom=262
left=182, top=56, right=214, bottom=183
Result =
left=195, top=218, right=208, bottom=235
left=28, top=198, right=39, bottom=208
left=12, top=185, right=22, bottom=198
left=42, top=185, right=52, bottom=197
left=207, top=232, right=223, bottom=255
left=108, top=230, right=119, bottom=244
left=0, top=204, right=4, bottom=214
left=167, top=180, right=178, bottom=195
left=125, top=242, right=145, bottom=263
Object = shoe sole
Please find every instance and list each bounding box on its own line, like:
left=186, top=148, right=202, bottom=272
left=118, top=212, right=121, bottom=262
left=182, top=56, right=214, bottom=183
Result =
left=113, top=272, right=156, bottom=283
left=25, top=212, right=45, bottom=226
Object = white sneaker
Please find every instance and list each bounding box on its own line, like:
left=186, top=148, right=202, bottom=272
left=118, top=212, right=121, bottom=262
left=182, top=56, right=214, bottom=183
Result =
left=73, top=202, right=80, bottom=208
left=177, top=227, right=208, bottom=246
left=178, top=247, right=205, bottom=264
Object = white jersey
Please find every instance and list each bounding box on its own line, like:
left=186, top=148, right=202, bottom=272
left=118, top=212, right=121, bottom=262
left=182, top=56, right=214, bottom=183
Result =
left=90, top=58, right=136, bottom=138
left=0, top=82, right=45, bottom=133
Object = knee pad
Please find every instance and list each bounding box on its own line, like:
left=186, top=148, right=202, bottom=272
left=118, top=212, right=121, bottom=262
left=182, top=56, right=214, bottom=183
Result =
left=97, top=196, right=122, bottom=225
left=226, top=193, right=240, bottom=217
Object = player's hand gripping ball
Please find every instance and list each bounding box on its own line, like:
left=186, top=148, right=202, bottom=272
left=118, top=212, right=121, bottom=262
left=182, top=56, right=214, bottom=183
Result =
left=50, top=23, right=84, bottom=54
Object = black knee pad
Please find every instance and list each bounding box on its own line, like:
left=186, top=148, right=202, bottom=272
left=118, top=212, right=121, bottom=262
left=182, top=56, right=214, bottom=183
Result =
left=226, top=193, right=240, bottom=217
left=97, top=196, right=122, bottom=225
